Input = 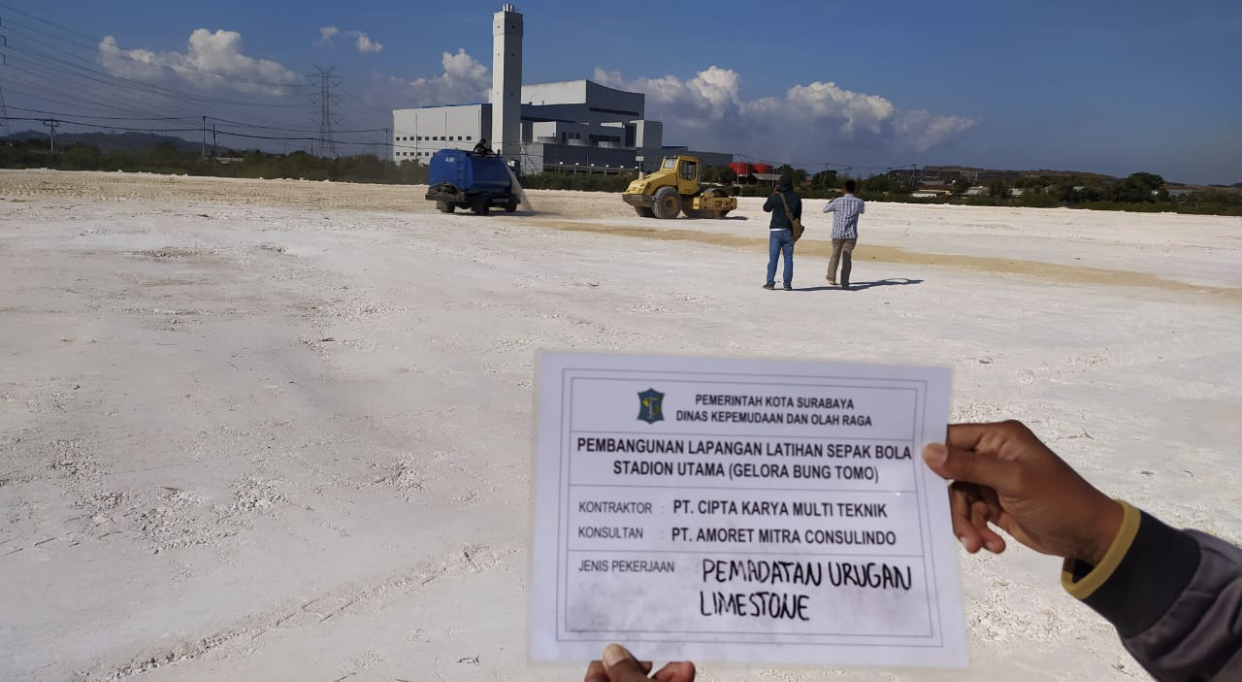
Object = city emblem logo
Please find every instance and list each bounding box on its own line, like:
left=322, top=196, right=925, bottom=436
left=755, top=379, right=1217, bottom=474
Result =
left=637, top=388, right=665, bottom=424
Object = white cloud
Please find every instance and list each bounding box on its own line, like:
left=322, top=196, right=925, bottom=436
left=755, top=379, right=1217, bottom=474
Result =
left=315, top=26, right=384, bottom=54
left=315, top=26, right=340, bottom=46
left=783, top=81, right=894, bottom=135
left=99, top=30, right=298, bottom=95
left=593, top=66, right=977, bottom=160
left=385, top=49, right=490, bottom=108
left=891, top=109, right=979, bottom=153
left=354, top=33, right=384, bottom=54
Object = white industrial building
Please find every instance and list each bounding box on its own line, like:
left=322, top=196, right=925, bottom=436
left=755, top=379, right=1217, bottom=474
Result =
left=391, top=5, right=730, bottom=174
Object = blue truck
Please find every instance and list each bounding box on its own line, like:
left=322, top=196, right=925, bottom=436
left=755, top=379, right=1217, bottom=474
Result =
left=424, top=149, right=519, bottom=215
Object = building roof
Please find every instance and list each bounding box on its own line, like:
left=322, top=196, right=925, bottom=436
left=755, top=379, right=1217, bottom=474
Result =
left=522, top=78, right=635, bottom=95
left=521, top=79, right=644, bottom=107
left=416, top=102, right=489, bottom=109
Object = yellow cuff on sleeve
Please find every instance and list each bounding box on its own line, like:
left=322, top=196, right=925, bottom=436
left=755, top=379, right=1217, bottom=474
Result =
left=1061, top=500, right=1140, bottom=600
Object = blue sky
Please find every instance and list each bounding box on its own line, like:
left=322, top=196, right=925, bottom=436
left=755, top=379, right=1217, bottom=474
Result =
left=1, top=0, right=1238, bottom=183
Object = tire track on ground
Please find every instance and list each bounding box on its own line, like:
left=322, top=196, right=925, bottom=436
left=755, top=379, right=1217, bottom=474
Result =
left=84, top=543, right=514, bottom=681
left=531, top=219, right=1242, bottom=302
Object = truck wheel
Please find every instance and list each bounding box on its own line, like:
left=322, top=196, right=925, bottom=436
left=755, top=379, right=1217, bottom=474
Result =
left=682, top=207, right=707, bottom=219
left=436, top=201, right=455, bottom=213
left=634, top=206, right=655, bottom=218
left=504, top=198, right=518, bottom=213
left=471, top=195, right=490, bottom=216
left=652, top=187, right=682, bottom=219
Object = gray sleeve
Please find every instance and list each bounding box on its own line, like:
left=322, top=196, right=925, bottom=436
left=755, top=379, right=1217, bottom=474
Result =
left=1118, top=531, right=1242, bottom=681
left=1069, top=510, right=1242, bottom=681
left=1214, top=648, right=1242, bottom=681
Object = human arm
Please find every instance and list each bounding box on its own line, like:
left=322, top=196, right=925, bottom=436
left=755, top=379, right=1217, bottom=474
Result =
left=584, top=644, right=696, bottom=682
left=762, top=194, right=777, bottom=213
left=923, top=421, right=1242, bottom=681
left=822, top=198, right=836, bottom=214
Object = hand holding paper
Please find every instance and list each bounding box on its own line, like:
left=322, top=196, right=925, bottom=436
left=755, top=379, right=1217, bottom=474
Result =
left=922, top=421, right=1124, bottom=565
left=583, top=645, right=696, bottom=682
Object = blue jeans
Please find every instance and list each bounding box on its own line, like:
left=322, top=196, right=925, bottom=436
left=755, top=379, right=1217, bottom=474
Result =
left=766, top=229, right=794, bottom=286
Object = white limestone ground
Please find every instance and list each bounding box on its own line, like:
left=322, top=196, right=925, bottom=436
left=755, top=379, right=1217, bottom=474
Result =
left=0, top=170, right=1239, bottom=681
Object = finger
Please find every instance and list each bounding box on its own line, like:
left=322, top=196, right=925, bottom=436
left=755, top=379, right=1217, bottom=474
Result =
left=945, top=420, right=1043, bottom=460
left=942, top=422, right=1010, bottom=452
left=585, top=661, right=608, bottom=682
left=968, top=497, right=1007, bottom=554
left=595, top=651, right=651, bottom=678
left=923, top=440, right=1018, bottom=494
left=654, top=661, right=697, bottom=682
left=602, top=644, right=654, bottom=682
left=948, top=483, right=984, bottom=553
left=922, top=443, right=953, bottom=481
left=978, top=487, right=1010, bottom=553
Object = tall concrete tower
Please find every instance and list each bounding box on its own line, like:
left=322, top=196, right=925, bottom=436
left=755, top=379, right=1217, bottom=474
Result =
left=491, top=4, right=523, bottom=162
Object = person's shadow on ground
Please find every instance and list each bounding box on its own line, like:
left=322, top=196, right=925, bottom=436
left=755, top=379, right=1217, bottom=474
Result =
left=797, top=278, right=924, bottom=292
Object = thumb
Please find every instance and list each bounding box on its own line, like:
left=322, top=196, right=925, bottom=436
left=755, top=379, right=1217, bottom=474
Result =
left=602, top=644, right=651, bottom=682
left=922, top=443, right=1016, bottom=492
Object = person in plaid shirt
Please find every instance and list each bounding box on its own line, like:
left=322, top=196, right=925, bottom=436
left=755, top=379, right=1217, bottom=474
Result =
left=822, top=179, right=866, bottom=290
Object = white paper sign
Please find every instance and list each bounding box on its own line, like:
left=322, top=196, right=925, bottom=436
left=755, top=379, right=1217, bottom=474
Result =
left=529, top=352, right=966, bottom=668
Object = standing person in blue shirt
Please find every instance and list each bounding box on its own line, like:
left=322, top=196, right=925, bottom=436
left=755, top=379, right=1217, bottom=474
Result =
left=761, top=175, right=801, bottom=291
left=822, top=179, right=866, bottom=290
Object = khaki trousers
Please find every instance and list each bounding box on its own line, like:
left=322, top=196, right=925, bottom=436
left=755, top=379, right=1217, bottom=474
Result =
left=828, top=238, right=857, bottom=286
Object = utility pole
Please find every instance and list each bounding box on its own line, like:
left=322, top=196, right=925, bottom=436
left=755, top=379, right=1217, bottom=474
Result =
left=42, top=119, right=59, bottom=152
left=0, top=23, right=9, bottom=136
left=307, top=66, right=341, bottom=158
left=212, top=124, right=217, bottom=156
left=383, top=127, right=389, bottom=161
left=201, top=115, right=207, bottom=157
left=0, top=79, right=7, bottom=137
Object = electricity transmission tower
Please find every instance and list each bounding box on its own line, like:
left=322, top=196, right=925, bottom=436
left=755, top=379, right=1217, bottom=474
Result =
left=308, top=66, right=341, bottom=157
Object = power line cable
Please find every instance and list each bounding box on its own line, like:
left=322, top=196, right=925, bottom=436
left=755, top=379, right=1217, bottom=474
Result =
left=0, top=5, right=302, bottom=89
left=5, top=105, right=196, bottom=121
left=0, top=18, right=307, bottom=115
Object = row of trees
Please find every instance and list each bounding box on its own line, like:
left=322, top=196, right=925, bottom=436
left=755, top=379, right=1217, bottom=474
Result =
left=1, top=139, right=1238, bottom=216
left=0, top=139, right=429, bottom=185
left=966, top=172, right=1242, bottom=215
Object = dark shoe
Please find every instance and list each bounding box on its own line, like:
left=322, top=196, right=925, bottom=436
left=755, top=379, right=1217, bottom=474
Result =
left=762, top=283, right=775, bottom=290
left=783, top=284, right=793, bottom=291
left=841, top=283, right=851, bottom=291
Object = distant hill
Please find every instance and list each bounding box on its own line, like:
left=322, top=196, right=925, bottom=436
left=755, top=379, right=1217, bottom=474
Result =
left=923, top=165, right=1117, bottom=182
left=1, top=131, right=201, bottom=153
